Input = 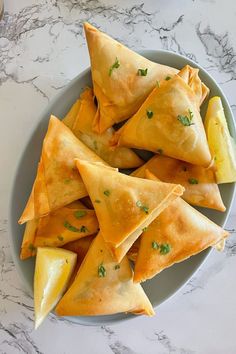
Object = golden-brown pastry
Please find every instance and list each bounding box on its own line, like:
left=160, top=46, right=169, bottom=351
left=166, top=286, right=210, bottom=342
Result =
left=19, top=116, right=108, bottom=224
left=127, top=239, right=140, bottom=262
left=132, top=155, right=225, bottom=211
left=178, top=65, right=209, bottom=107
left=84, top=22, right=178, bottom=132
left=34, top=205, right=98, bottom=248
left=63, top=88, right=143, bottom=168
left=76, top=159, right=184, bottom=259
left=63, top=234, right=95, bottom=267
left=113, top=75, right=212, bottom=167
left=20, top=218, right=39, bottom=260
left=20, top=201, right=98, bottom=260
left=134, top=171, right=229, bottom=283
left=55, top=233, right=154, bottom=316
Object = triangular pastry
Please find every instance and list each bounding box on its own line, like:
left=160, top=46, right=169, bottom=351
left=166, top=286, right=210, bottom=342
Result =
left=178, top=65, right=209, bottom=107
left=63, top=88, right=143, bottom=168
left=55, top=233, right=154, bottom=316
left=84, top=22, right=178, bottom=132
left=134, top=171, right=228, bottom=282
left=114, top=74, right=211, bottom=167
left=19, top=116, right=108, bottom=224
left=20, top=201, right=98, bottom=259
left=132, top=155, right=225, bottom=211
left=34, top=203, right=98, bottom=248
left=76, top=159, right=184, bottom=253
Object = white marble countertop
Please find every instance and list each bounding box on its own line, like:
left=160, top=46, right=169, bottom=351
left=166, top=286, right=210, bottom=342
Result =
left=1, top=1, right=236, bottom=353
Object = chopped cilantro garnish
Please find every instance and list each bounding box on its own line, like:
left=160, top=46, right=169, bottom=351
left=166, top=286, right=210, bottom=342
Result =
left=57, top=235, right=64, bottom=242
left=109, top=57, right=120, bottom=76
left=136, top=200, right=149, bottom=214
left=146, top=110, right=153, bottom=119
left=64, top=179, right=71, bottom=184
left=152, top=241, right=159, bottom=250
left=28, top=244, right=36, bottom=252
left=80, top=225, right=88, bottom=233
left=103, top=190, right=111, bottom=197
left=142, top=226, right=148, bottom=232
left=74, top=210, right=87, bottom=219
left=95, top=199, right=101, bottom=203
left=177, top=109, right=194, bottom=126
left=160, top=243, right=171, bottom=255
left=64, top=221, right=88, bottom=233
left=137, top=68, right=148, bottom=76
left=98, top=264, right=106, bottom=277
left=114, top=264, right=120, bottom=270
left=165, top=76, right=171, bottom=81
left=188, top=178, right=198, bottom=185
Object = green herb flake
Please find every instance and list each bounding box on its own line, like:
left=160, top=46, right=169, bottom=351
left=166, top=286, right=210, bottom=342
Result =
left=64, top=179, right=71, bottom=184
left=137, top=68, right=148, bottom=76
left=57, top=235, right=64, bottom=242
left=64, top=221, right=81, bottom=232
left=103, top=190, right=111, bottom=197
left=188, top=178, right=198, bottom=185
left=152, top=241, right=159, bottom=250
left=109, top=57, right=120, bottom=76
left=93, top=140, right=98, bottom=150
left=146, top=110, right=153, bottom=119
left=98, top=264, right=106, bottom=277
left=157, top=149, right=163, bottom=155
left=95, top=199, right=101, bottom=203
left=160, top=243, right=171, bottom=255
left=114, top=264, right=120, bottom=270
left=177, top=109, right=194, bottom=126
left=28, top=244, right=36, bottom=252
left=74, top=210, right=87, bottom=219
left=142, top=226, right=148, bottom=232
left=156, top=80, right=160, bottom=88
left=136, top=200, right=149, bottom=214
left=80, top=225, right=88, bottom=233
left=165, top=76, right=171, bottom=81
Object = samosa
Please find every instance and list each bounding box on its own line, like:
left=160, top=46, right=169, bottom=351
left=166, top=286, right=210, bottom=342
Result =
left=55, top=233, right=154, bottom=316
left=134, top=171, right=228, bottom=283
left=113, top=74, right=211, bottom=167
left=63, top=88, right=143, bottom=168
left=84, top=22, right=178, bottom=132
left=76, top=159, right=184, bottom=261
left=132, top=155, right=225, bottom=211
left=19, top=116, right=108, bottom=224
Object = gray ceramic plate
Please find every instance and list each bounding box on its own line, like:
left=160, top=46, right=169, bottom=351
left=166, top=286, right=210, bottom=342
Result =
left=9, top=50, right=236, bottom=326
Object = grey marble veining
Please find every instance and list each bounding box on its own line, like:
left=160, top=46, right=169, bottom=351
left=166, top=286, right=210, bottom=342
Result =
left=1, top=0, right=236, bottom=353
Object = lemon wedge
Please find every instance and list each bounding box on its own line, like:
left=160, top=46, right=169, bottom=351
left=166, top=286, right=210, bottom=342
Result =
left=204, top=96, right=236, bottom=183
left=34, top=247, right=77, bottom=329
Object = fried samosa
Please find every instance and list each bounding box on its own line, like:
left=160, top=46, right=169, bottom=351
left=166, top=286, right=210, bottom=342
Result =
left=19, top=116, right=108, bottom=224
left=34, top=204, right=98, bottom=248
left=76, top=159, right=184, bottom=258
left=20, top=201, right=97, bottom=259
left=55, top=233, right=154, bottom=316
left=131, top=155, right=225, bottom=211
left=178, top=65, right=209, bottom=107
left=84, top=22, right=178, bottom=132
left=134, top=171, right=228, bottom=283
left=114, top=74, right=211, bottom=167
left=63, top=88, right=143, bottom=168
